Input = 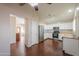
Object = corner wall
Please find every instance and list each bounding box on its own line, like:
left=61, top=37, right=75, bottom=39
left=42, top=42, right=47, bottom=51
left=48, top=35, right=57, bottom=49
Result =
left=73, top=4, right=79, bottom=38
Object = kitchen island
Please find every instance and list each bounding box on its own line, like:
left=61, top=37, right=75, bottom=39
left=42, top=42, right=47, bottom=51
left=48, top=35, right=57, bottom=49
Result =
left=62, top=35, right=79, bottom=56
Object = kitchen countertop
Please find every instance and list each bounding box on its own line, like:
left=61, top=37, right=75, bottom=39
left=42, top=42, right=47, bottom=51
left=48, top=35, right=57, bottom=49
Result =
left=60, top=32, right=79, bottom=40
left=62, top=36, right=79, bottom=40
left=59, top=32, right=74, bottom=39
left=60, top=31, right=73, bottom=35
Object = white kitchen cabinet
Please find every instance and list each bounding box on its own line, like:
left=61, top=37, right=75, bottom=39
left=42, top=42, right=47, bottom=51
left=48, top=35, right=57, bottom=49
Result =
left=63, top=37, right=79, bottom=56
left=73, top=39, right=79, bottom=55
left=44, top=33, right=52, bottom=39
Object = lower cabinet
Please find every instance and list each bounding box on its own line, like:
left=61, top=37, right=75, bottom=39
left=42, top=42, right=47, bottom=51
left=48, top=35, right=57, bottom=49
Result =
left=63, top=37, right=79, bottom=56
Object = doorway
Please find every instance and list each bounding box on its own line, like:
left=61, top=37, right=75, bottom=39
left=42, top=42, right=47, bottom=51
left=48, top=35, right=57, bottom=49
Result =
left=10, top=14, right=26, bottom=55
left=16, top=17, right=25, bottom=43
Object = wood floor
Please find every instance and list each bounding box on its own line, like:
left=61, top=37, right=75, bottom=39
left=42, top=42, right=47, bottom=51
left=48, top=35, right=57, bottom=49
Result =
left=11, top=39, right=66, bottom=56
left=26, top=39, right=63, bottom=56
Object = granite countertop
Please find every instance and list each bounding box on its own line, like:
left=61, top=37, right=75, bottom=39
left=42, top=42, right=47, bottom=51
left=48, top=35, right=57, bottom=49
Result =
left=59, top=32, right=73, bottom=36
left=62, top=37, right=79, bottom=40
left=59, top=32, right=75, bottom=39
left=60, top=32, right=79, bottom=40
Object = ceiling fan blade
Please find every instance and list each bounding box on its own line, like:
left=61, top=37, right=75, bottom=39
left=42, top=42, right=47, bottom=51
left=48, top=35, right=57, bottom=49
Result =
left=34, top=6, right=38, bottom=11
left=48, top=3, right=52, bottom=5
left=19, top=3, right=25, bottom=6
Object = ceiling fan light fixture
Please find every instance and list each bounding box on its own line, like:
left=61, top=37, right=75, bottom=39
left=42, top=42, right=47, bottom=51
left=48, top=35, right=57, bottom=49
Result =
left=76, top=7, right=79, bottom=10
left=29, top=3, right=38, bottom=7
left=68, top=9, right=72, bottom=13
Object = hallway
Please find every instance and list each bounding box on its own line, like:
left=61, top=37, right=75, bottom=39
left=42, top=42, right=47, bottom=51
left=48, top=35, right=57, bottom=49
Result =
left=11, top=39, right=64, bottom=56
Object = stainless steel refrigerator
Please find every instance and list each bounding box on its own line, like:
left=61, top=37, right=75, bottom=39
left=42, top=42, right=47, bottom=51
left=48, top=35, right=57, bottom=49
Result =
left=38, top=25, right=44, bottom=43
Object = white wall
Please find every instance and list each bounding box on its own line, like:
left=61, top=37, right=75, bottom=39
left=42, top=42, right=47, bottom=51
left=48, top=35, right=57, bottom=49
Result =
left=25, top=14, right=39, bottom=47
left=25, top=18, right=32, bottom=47
left=0, top=4, right=38, bottom=55
left=16, top=17, right=25, bottom=25
left=31, top=20, right=38, bottom=45
left=23, top=6, right=39, bottom=47
left=10, top=15, right=16, bottom=44
left=0, top=5, right=11, bottom=55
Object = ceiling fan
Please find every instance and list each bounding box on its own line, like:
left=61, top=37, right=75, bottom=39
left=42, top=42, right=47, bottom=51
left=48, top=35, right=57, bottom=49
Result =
left=19, top=3, right=38, bottom=11
left=48, top=3, right=52, bottom=5
left=19, top=3, right=25, bottom=6
left=19, top=3, right=52, bottom=11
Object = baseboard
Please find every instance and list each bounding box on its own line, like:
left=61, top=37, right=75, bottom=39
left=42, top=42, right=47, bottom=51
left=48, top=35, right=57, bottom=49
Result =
left=58, top=40, right=63, bottom=42
left=48, top=38, right=63, bottom=42
left=25, top=44, right=32, bottom=48
left=25, top=39, right=48, bottom=48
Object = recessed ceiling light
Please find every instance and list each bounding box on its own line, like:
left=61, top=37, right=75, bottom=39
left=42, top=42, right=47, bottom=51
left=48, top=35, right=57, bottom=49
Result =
left=29, top=3, right=38, bottom=7
left=68, top=9, right=72, bottom=13
left=76, top=7, right=79, bottom=10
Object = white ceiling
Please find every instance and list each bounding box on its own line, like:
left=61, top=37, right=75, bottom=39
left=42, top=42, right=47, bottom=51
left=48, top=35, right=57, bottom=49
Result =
left=1, top=3, right=78, bottom=24
left=38, top=3, right=76, bottom=24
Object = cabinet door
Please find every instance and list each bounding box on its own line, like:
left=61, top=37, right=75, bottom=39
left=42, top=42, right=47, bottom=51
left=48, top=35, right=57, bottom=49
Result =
left=63, top=38, right=74, bottom=55
left=73, top=39, right=79, bottom=55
